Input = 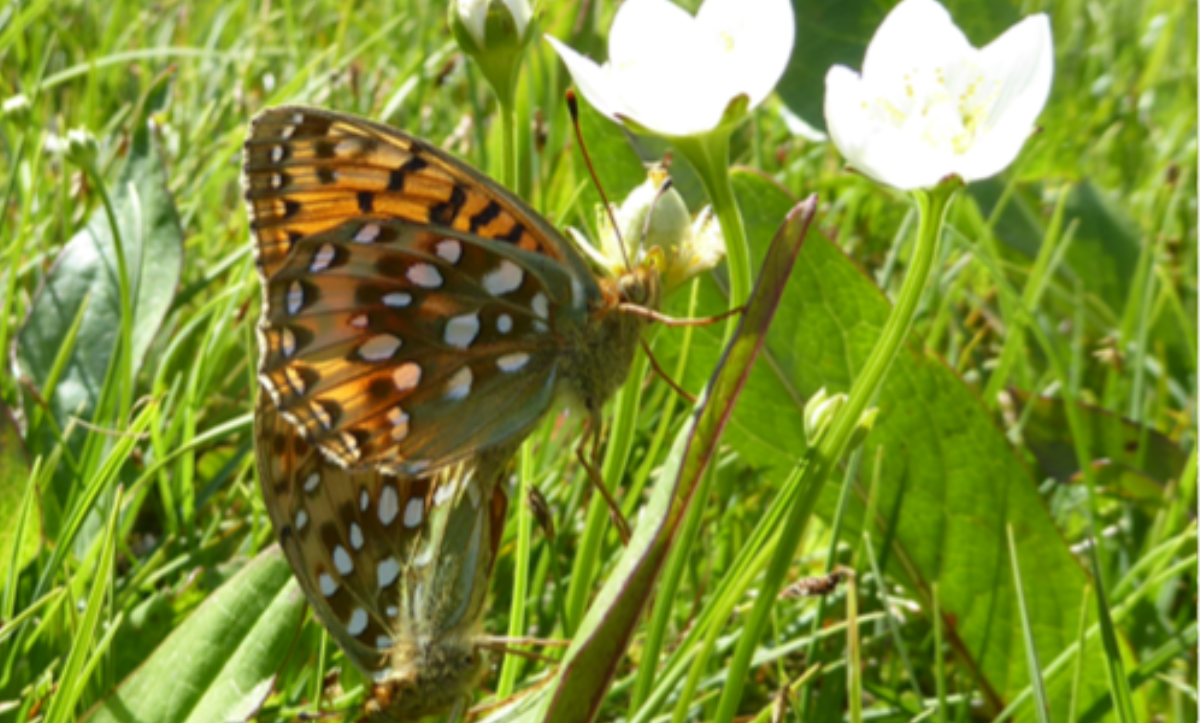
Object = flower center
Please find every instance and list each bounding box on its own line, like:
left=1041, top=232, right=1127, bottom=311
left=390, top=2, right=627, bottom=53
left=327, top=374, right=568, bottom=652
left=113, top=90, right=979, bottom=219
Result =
left=866, top=64, right=1002, bottom=155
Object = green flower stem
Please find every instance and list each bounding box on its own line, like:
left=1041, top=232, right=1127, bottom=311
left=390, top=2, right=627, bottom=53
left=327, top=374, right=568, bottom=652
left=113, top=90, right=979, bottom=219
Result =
left=713, top=183, right=958, bottom=723
left=500, top=100, right=518, bottom=191
left=564, top=351, right=649, bottom=632
left=497, top=440, right=534, bottom=696
left=672, top=132, right=750, bottom=314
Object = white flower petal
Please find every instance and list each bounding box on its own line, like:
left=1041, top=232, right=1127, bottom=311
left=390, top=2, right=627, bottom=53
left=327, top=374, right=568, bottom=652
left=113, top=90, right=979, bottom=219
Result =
left=697, top=0, right=795, bottom=107
left=546, top=37, right=626, bottom=121
left=608, top=0, right=698, bottom=69
left=862, top=0, right=973, bottom=84
left=501, top=0, right=532, bottom=37
left=826, top=0, right=1053, bottom=189
left=978, top=14, right=1054, bottom=135
left=457, top=0, right=488, bottom=46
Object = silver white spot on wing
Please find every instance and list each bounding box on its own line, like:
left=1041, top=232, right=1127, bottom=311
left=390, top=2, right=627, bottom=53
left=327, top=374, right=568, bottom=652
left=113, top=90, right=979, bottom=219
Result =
left=347, top=607, right=368, bottom=636
left=483, top=260, right=523, bottom=295
left=310, top=243, right=336, bottom=273
left=444, top=313, right=480, bottom=349
left=286, top=281, right=303, bottom=315
left=319, top=573, right=338, bottom=597
left=497, top=352, right=531, bottom=373
left=377, top=557, right=401, bottom=588
left=404, top=497, right=424, bottom=528
left=295, top=509, right=308, bottom=531
left=531, top=292, right=549, bottom=319
left=355, top=223, right=381, bottom=243
left=435, top=239, right=462, bottom=264
left=311, top=402, right=332, bottom=429
left=304, top=472, right=320, bottom=493
left=349, top=313, right=369, bottom=329
left=333, top=545, right=354, bottom=574
left=393, top=363, right=421, bottom=392
left=407, top=263, right=443, bottom=289
left=359, top=334, right=402, bottom=362
left=444, top=367, right=473, bottom=401
left=497, top=314, right=513, bottom=334
left=280, top=328, right=296, bottom=357
left=349, top=523, right=364, bottom=550
left=383, top=292, right=412, bottom=308
left=388, top=407, right=410, bottom=441
left=379, top=485, right=399, bottom=526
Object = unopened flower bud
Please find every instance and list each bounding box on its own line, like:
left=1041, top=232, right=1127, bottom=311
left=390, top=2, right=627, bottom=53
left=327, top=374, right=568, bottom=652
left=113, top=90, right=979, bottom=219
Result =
left=65, top=127, right=98, bottom=167
left=3, top=94, right=31, bottom=122
left=450, top=0, right=534, bottom=107
left=804, top=388, right=847, bottom=445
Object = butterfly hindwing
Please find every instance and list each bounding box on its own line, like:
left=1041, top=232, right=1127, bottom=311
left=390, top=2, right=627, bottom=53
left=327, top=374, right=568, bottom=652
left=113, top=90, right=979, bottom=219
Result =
left=255, top=390, right=511, bottom=685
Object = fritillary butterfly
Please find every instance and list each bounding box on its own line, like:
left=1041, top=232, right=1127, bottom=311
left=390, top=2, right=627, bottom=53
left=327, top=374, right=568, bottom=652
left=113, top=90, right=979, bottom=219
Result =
left=244, top=106, right=663, bottom=718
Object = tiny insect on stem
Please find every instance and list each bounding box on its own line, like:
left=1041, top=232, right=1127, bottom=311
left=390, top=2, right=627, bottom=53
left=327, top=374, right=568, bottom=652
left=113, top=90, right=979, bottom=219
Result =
left=617, top=303, right=746, bottom=327
left=566, top=89, right=632, bottom=271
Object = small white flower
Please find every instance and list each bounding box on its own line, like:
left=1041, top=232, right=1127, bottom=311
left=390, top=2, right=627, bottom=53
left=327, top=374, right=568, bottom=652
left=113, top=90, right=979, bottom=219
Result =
left=455, top=0, right=531, bottom=49
left=824, top=0, right=1053, bottom=190
left=547, top=0, right=794, bottom=138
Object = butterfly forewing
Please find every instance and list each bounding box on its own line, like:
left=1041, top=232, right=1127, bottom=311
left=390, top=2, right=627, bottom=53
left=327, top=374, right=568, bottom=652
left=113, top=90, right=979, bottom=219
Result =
left=244, top=106, right=602, bottom=474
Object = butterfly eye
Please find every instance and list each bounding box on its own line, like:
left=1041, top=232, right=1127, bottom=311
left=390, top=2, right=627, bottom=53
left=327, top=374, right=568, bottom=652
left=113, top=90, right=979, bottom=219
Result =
left=618, top=274, right=649, bottom=305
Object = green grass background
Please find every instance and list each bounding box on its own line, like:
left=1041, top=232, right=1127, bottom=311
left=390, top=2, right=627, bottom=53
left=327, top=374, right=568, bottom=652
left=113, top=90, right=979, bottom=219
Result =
left=0, top=0, right=1194, bottom=722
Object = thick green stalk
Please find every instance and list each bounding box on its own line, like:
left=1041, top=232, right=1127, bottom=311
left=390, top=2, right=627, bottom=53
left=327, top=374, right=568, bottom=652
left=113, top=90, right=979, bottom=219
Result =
left=712, top=184, right=957, bottom=723
left=672, top=132, right=750, bottom=312
left=500, top=101, right=518, bottom=191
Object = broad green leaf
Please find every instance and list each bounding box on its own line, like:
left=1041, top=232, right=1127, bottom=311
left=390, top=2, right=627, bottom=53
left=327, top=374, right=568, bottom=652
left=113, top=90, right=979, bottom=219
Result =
left=82, top=547, right=305, bottom=723
left=495, top=198, right=815, bottom=723
left=14, top=125, right=184, bottom=478
left=1012, top=391, right=1187, bottom=487
left=660, top=170, right=1114, bottom=721
left=0, top=400, right=39, bottom=587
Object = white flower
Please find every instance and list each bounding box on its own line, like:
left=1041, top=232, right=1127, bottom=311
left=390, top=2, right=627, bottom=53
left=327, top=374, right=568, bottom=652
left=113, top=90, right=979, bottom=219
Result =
left=824, top=0, right=1053, bottom=190
left=547, top=0, right=794, bottom=138
left=455, top=0, right=531, bottom=49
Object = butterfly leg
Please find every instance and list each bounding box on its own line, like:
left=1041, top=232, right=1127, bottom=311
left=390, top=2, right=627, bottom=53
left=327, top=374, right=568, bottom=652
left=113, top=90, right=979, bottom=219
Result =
left=617, top=303, right=746, bottom=327
left=639, top=336, right=696, bottom=405
left=575, top=416, right=633, bottom=545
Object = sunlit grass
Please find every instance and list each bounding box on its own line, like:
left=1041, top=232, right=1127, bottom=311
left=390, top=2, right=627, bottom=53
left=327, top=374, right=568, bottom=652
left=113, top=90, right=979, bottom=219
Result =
left=0, top=1, right=1194, bottom=722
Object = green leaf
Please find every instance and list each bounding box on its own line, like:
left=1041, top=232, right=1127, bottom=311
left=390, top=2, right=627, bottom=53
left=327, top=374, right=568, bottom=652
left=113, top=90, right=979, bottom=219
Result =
left=1011, top=391, right=1187, bottom=488
left=0, top=400, right=39, bottom=590
left=82, top=547, right=305, bottom=723
left=14, top=125, right=184, bottom=464
left=660, top=169, right=1114, bottom=720
left=509, top=198, right=816, bottom=723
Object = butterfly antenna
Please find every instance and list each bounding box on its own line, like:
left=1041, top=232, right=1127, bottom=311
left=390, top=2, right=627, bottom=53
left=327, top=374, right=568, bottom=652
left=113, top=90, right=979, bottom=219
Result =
left=565, top=90, right=632, bottom=272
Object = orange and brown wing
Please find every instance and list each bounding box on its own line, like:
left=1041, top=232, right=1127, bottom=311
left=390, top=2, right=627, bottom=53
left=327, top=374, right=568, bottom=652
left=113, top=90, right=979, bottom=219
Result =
left=243, top=107, right=600, bottom=474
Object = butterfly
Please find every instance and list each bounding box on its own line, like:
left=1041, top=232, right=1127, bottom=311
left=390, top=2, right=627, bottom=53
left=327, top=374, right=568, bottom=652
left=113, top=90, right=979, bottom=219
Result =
left=255, top=390, right=517, bottom=720
left=242, top=106, right=660, bottom=493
